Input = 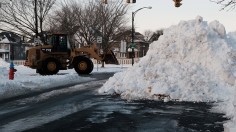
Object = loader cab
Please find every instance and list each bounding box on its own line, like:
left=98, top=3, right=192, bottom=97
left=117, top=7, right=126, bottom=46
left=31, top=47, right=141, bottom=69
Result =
left=46, top=34, right=68, bottom=52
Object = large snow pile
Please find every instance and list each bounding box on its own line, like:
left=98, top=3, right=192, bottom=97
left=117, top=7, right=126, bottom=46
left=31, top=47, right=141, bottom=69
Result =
left=99, top=16, right=236, bottom=129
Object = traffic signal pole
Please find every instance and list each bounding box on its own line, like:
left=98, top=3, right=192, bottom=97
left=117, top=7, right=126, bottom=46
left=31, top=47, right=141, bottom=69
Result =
left=102, top=0, right=136, bottom=4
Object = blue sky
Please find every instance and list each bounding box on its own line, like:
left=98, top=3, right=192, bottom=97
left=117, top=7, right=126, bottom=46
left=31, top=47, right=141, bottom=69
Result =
left=127, top=0, right=236, bottom=33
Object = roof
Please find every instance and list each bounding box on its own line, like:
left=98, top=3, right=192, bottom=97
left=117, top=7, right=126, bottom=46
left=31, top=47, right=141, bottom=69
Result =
left=0, top=32, right=21, bottom=43
left=113, top=30, right=146, bottom=42
left=0, top=38, right=10, bottom=43
left=0, top=49, right=9, bottom=52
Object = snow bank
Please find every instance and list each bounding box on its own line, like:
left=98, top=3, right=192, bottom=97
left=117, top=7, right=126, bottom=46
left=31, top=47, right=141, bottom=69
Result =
left=0, top=58, right=9, bottom=79
left=0, top=58, right=33, bottom=79
left=98, top=16, right=236, bottom=130
left=0, top=58, right=125, bottom=101
left=0, top=58, right=95, bottom=100
left=0, top=58, right=9, bottom=67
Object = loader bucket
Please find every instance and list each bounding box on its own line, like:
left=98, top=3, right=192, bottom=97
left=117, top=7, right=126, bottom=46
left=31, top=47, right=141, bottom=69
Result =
left=103, top=50, right=119, bottom=65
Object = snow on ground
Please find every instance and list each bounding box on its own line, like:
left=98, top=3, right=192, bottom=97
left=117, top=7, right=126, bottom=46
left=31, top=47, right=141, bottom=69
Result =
left=0, top=58, right=127, bottom=101
left=1, top=16, right=236, bottom=131
left=98, top=16, right=236, bottom=131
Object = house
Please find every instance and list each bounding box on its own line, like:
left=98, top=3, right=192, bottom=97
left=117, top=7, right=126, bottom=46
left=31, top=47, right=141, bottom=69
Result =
left=0, top=32, right=26, bottom=61
left=111, top=30, right=150, bottom=59
left=0, top=36, right=10, bottom=61
left=149, top=30, right=163, bottom=42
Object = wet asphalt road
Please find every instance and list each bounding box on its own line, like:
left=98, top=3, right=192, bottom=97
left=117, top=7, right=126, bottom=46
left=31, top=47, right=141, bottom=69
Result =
left=0, top=72, right=228, bottom=132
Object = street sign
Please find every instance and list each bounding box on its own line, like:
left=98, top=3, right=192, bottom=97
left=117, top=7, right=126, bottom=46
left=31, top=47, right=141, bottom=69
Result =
left=129, top=43, right=136, bottom=49
left=97, top=36, right=102, bottom=43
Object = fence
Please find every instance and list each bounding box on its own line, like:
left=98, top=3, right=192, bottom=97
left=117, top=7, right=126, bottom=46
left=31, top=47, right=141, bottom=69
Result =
left=12, top=58, right=140, bottom=65
left=91, top=58, right=140, bottom=65
left=13, top=60, right=25, bottom=65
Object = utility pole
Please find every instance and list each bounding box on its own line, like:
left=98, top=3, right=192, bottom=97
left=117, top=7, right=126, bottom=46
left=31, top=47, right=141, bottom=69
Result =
left=34, top=0, right=38, bottom=37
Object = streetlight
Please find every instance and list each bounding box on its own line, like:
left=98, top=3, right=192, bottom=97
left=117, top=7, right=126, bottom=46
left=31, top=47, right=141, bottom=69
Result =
left=131, top=6, right=152, bottom=66
left=34, top=0, right=38, bottom=37
left=143, top=45, right=145, bottom=57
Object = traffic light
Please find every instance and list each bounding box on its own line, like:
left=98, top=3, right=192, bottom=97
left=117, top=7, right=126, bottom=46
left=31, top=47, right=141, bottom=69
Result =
left=173, top=0, right=182, bottom=7
left=102, top=0, right=108, bottom=4
left=103, top=0, right=136, bottom=4
left=126, top=0, right=136, bottom=3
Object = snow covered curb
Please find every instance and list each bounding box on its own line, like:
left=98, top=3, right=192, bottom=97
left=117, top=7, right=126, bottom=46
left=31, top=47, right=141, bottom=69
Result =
left=0, top=59, right=125, bottom=101
left=0, top=72, right=95, bottom=101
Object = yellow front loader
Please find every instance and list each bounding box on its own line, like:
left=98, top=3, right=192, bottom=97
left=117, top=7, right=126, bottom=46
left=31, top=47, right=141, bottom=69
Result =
left=24, top=34, right=118, bottom=75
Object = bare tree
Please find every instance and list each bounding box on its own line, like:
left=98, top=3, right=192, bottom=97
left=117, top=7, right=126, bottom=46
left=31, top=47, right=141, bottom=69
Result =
left=148, top=30, right=163, bottom=42
left=143, top=30, right=153, bottom=42
left=38, top=0, right=56, bottom=34
left=48, top=0, right=99, bottom=47
left=210, top=0, right=236, bottom=10
left=95, top=0, right=128, bottom=55
left=74, top=0, right=129, bottom=50
left=75, top=1, right=101, bottom=47
left=47, top=1, right=81, bottom=47
left=91, top=0, right=128, bottom=67
left=49, top=0, right=128, bottom=66
left=0, top=0, right=56, bottom=38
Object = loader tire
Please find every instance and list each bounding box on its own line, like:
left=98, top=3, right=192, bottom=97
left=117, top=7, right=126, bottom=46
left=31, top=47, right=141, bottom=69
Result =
left=42, top=58, right=60, bottom=75
left=73, top=56, right=94, bottom=74
left=36, top=68, right=46, bottom=75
